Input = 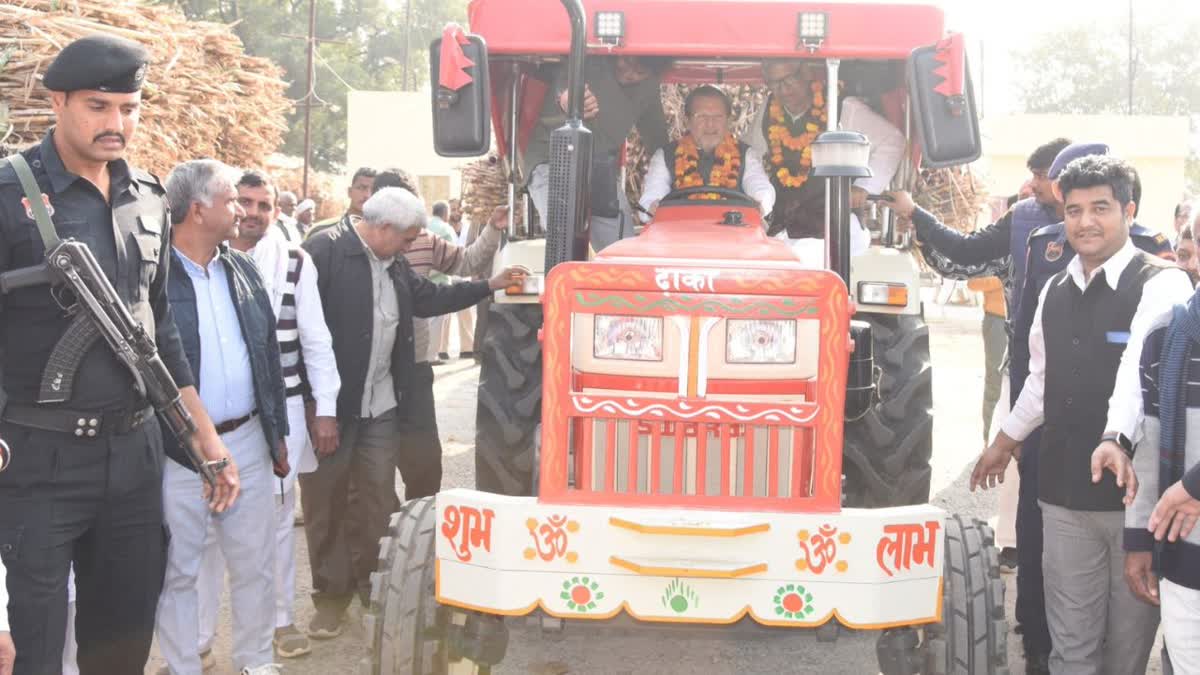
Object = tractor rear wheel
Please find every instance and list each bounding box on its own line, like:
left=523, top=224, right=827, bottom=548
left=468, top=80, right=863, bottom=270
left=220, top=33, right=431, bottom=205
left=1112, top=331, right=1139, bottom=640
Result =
left=925, top=515, right=1009, bottom=675
left=475, top=303, right=543, bottom=495
left=842, top=313, right=934, bottom=507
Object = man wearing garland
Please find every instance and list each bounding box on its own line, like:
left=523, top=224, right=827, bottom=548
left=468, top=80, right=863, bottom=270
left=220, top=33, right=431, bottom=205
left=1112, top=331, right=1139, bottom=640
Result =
left=745, top=60, right=905, bottom=262
left=640, top=85, right=775, bottom=218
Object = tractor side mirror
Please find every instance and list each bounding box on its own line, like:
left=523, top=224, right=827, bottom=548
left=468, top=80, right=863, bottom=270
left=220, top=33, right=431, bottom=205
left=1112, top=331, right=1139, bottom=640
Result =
left=907, top=34, right=981, bottom=168
left=430, top=29, right=491, bottom=157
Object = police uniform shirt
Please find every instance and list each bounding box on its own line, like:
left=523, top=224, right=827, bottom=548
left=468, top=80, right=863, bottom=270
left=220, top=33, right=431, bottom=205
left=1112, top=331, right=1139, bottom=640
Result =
left=0, top=131, right=193, bottom=410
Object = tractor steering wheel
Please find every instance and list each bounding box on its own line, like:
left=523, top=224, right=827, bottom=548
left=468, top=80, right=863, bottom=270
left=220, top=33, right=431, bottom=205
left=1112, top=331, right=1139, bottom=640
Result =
left=657, top=186, right=759, bottom=208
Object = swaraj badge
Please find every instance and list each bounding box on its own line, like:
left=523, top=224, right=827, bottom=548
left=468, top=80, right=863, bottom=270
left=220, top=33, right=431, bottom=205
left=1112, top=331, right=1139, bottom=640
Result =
left=21, top=193, right=54, bottom=220
left=1044, top=240, right=1063, bottom=262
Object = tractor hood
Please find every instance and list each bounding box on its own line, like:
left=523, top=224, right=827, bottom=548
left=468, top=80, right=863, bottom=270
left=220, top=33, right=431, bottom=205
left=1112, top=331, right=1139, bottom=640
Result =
left=597, top=204, right=803, bottom=265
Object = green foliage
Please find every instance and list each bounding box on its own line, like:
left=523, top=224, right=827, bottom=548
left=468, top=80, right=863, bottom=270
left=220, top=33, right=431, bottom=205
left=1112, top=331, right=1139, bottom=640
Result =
left=1012, top=16, right=1200, bottom=192
left=158, top=0, right=467, bottom=171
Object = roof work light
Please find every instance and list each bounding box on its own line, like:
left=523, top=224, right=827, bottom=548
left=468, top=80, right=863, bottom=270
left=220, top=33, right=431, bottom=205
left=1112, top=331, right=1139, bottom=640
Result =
left=798, top=12, right=829, bottom=52
left=595, top=11, right=625, bottom=46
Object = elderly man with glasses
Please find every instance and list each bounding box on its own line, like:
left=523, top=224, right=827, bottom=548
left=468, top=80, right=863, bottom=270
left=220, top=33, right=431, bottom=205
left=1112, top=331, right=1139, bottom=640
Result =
left=743, top=60, right=905, bottom=264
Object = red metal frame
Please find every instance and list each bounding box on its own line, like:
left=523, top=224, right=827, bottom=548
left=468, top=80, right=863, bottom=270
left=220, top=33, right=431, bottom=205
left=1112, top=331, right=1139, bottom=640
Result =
left=539, top=257, right=851, bottom=513
left=468, top=0, right=944, bottom=60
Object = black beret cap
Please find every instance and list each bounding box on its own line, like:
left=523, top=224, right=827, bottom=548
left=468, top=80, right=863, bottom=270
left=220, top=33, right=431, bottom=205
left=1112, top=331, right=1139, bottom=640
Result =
left=43, top=34, right=149, bottom=93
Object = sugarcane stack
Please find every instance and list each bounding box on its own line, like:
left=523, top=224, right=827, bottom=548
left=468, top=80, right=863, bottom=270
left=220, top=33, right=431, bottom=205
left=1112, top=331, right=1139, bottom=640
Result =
left=0, top=0, right=291, bottom=176
left=912, top=165, right=988, bottom=234
left=461, top=153, right=526, bottom=232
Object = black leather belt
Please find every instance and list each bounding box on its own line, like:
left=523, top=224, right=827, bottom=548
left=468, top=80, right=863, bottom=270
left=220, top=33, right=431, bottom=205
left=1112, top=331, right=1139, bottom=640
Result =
left=214, top=410, right=256, bottom=435
left=1, top=403, right=154, bottom=438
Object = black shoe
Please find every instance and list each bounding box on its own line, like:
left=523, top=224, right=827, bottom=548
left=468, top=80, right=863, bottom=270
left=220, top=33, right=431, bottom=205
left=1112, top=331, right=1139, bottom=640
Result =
left=999, top=546, right=1018, bottom=572
left=459, top=351, right=475, bottom=359
left=1025, top=651, right=1050, bottom=675
left=438, top=352, right=450, bottom=361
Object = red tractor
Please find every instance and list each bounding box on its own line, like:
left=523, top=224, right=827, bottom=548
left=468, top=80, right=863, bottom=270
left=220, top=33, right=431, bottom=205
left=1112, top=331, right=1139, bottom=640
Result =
left=364, top=2, right=1006, bottom=673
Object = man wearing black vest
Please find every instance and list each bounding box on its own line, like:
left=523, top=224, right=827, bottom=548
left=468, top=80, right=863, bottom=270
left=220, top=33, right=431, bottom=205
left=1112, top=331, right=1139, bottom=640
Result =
left=971, top=156, right=1192, bottom=674
left=746, top=60, right=905, bottom=261
left=639, top=86, right=775, bottom=220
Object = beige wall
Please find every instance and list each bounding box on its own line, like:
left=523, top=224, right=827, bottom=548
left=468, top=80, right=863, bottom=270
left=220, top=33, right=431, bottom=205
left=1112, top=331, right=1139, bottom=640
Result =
left=346, top=90, right=467, bottom=205
left=979, top=114, right=1190, bottom=234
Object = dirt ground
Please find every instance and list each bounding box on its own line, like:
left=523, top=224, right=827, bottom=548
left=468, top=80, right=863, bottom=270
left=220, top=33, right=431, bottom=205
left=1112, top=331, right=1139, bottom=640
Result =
left=152, top=293, right=1166, bottom=674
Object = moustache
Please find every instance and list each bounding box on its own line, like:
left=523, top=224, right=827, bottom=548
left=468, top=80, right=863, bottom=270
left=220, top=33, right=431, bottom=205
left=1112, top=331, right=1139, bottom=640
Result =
left=93, top=132, right=126, bottom=145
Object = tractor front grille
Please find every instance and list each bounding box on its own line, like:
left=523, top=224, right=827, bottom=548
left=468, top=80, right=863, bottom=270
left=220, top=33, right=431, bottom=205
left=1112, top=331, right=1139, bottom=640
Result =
left=569, top=418, right=815, bottom=500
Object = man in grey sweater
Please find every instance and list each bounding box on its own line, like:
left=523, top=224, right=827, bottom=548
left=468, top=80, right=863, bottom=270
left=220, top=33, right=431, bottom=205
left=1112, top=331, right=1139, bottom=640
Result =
left=522, top=55, right=670, bottom=251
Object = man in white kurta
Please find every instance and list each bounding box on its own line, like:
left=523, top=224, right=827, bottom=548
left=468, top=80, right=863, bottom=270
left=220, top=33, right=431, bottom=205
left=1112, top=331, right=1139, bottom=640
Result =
left=743, top=60, right=906, bottom=265
left=639, top=85, right=775, bottom=221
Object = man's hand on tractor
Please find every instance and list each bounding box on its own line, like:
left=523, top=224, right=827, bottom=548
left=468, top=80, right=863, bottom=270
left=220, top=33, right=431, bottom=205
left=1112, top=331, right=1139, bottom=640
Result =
left=488, top=205, right=511, bottom=231
left=559, top=85, right=599, bottom=120
left=489, top=265, right=532, bottom=291
left=1090, top=440, right=1138, bottom=506
left=969, top=431, right=1020, bottom=492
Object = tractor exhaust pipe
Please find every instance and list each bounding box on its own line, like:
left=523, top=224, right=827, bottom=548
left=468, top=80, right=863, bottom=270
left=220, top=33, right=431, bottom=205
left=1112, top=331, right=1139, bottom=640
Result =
left=543, top=0, right=593, bottom=273
left=562, top=0, right=587, bottom=121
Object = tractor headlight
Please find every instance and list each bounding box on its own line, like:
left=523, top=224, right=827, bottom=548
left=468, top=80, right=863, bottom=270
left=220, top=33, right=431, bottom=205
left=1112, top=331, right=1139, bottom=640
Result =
left=857, top=281, right=909, bottom=307
left=593, top=315, right=663, bottom=361
left=726, top=319, right=797, bottom=364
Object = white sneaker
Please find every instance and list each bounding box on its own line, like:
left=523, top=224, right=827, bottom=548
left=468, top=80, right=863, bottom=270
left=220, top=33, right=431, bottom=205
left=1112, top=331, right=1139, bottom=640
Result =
left=241, top=665, right=283, bottom=675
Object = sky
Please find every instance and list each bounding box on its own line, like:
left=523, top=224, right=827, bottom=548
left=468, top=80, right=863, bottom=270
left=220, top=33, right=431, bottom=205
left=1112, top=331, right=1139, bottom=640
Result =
left=940, top=0, right=1198, bottom=117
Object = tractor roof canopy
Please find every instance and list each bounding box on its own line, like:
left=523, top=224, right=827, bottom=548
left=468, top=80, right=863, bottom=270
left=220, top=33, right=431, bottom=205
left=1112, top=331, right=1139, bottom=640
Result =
left=467, top=0, right=945, bottom=61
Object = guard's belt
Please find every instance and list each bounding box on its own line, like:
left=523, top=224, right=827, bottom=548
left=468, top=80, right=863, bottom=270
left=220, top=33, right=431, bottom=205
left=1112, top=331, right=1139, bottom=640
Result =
left=1, top=403, right=154, bottom=438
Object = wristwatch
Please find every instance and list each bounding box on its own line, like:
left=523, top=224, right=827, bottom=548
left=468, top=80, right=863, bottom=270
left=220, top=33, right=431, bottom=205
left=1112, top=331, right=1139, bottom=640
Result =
left=1101, top=431, right=1135, bottom=457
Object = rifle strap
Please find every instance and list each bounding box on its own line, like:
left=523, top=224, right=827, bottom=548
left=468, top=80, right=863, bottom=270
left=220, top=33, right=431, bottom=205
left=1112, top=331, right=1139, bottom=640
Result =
left=5, top=154, right=61, bottom=251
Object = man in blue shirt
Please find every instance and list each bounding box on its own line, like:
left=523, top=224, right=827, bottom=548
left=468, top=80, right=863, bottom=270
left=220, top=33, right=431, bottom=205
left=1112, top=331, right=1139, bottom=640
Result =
left=156, top=159, right=289, bottom=675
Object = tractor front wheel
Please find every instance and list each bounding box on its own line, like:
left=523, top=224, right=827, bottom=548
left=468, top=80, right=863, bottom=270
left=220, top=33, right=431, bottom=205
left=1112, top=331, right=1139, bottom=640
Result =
left=925, top=515, right=1009, bottom=675
left=842, top=313, right=934, bottom=507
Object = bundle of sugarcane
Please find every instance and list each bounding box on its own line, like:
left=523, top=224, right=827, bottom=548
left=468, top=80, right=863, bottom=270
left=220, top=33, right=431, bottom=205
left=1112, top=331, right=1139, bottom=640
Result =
left=912, top=165, right=988, bottom=233
left=0, top=0, right=290, bottom=176
left=461, top=153, right=525, bottom=231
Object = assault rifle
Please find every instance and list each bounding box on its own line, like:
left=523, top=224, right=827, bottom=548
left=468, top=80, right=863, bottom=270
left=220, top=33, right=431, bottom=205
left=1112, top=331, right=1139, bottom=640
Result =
left=0, top=154, right=225, bottom=486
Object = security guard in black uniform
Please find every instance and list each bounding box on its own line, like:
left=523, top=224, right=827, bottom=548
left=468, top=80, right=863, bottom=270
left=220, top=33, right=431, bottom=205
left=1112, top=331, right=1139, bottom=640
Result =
left=0, top=35, right=240, bottom=674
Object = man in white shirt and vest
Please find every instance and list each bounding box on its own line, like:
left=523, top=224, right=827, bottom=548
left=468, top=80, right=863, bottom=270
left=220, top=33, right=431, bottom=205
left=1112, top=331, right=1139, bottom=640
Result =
left=639, top=86, right=775, bottom=221
left=189, top=170, right=342, bottom=662
left=744, top=60, right=905, bottom=264
left=970, top=155, right=1193, bottom=674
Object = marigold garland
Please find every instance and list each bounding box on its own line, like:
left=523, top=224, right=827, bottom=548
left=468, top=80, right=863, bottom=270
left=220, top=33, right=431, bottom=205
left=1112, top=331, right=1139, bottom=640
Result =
left=672, top=133, right=742, bottom=200
left=767, top=81, right=827, bottom=189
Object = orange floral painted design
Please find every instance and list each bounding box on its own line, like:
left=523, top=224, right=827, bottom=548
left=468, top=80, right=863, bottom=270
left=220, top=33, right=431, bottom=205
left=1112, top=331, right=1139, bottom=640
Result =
left=673, top=133, right=742, bottom=199
left=766, top=82, right=827, bottom=189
